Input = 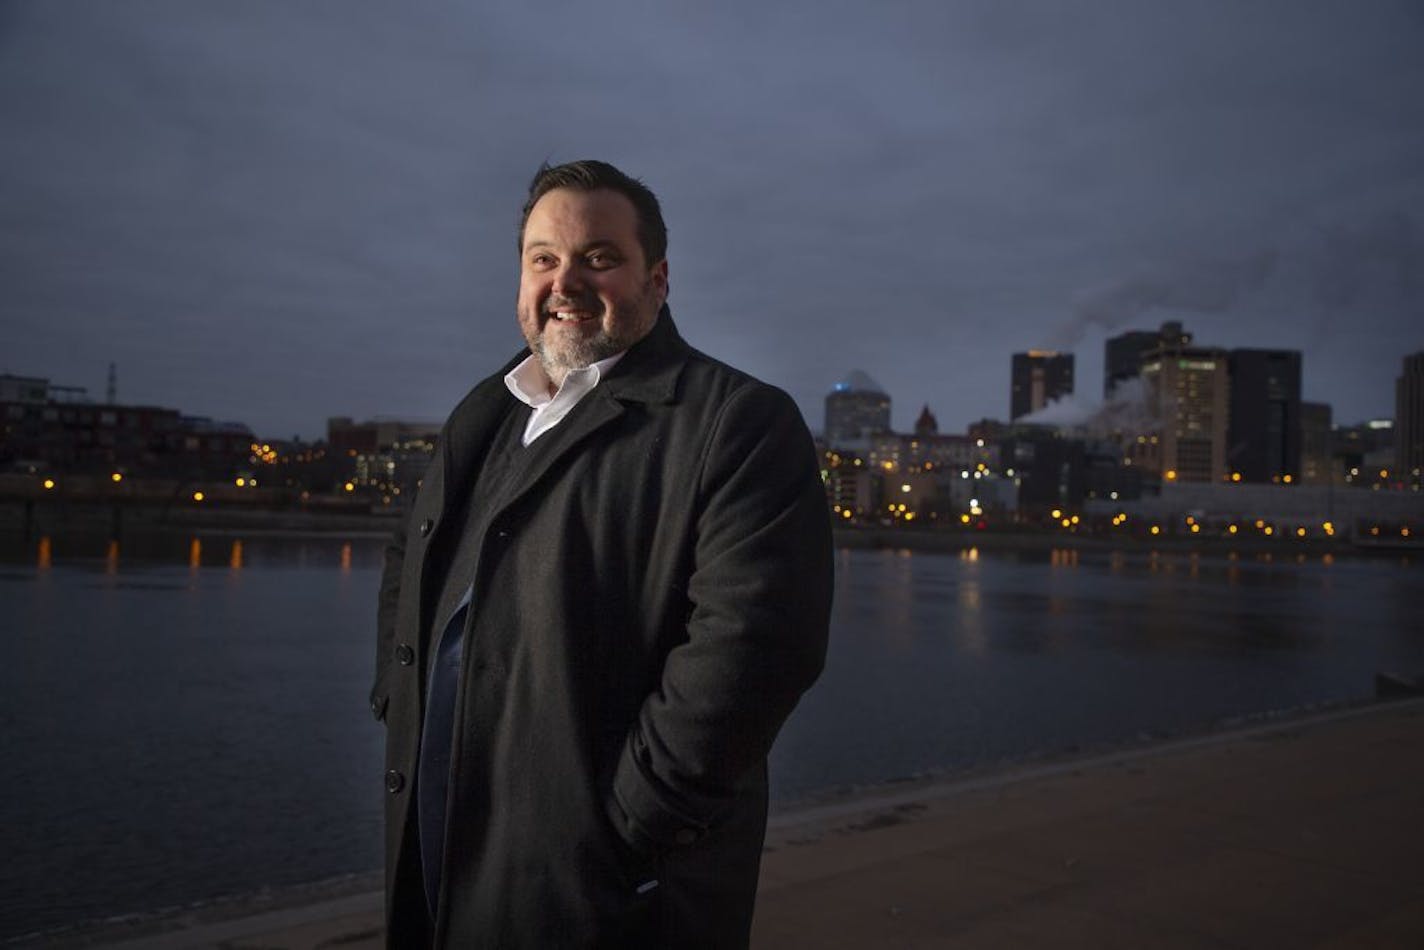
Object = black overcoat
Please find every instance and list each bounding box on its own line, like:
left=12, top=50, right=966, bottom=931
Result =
left=372, top=311, right=833, bottom=948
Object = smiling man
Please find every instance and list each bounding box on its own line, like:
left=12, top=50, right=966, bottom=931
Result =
left=373, top=159, right=833, bottom=948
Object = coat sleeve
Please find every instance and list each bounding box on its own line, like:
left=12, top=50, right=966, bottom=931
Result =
left=608, top=382, right=833, bottom=854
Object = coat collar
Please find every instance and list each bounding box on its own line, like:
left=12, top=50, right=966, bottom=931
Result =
left=596, top=304, right=689, bottom=406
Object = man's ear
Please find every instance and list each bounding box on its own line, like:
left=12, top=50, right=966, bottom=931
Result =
left=651, top=258, right=669, bottom=303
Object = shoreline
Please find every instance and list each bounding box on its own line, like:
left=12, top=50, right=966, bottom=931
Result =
left=1, top=516, right=1416, bottom=560
left=15, top=694, right=1417, bottom=950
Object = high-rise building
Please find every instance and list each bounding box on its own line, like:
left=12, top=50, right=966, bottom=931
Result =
left=1140, top=340, right=1229, bottom=483
left=1010, top=351, right=1074, bottom=420
left=1300, top=401, right=1333, bottom=486
left=824, top=370, right=890, bottom=448
left=1104, top=322, right=1191, bottom=398
left=1227, top=349, right=1302, bottom=483
left=1398, top=351, right=1424, bottom=484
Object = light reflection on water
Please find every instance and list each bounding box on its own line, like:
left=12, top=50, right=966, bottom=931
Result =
left=0, top=534, right=1420, bottom=940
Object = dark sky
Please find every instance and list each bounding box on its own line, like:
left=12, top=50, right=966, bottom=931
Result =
left=3, top=1, right=1422, bottom=440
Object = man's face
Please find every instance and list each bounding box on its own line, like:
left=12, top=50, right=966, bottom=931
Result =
left=517, top=187, right=668, bottom=389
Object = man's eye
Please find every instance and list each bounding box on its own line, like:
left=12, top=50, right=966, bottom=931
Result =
left=529, top=254, right=556, bottom=268
left=587, top=252, right=620, bottom=268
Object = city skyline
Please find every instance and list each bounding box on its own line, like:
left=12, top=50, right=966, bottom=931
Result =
left=4, top=2, right=1422, bottom=440
left=6, top=337, right=1419, bottom=447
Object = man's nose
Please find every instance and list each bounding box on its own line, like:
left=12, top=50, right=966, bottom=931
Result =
left=551, top=259, right=585, bottom=295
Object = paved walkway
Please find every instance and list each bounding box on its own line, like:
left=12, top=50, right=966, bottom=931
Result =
left=76, top=699, right=1424, bottom=949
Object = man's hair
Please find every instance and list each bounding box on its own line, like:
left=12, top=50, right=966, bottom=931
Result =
left=519, top=159, right=668, bottom=267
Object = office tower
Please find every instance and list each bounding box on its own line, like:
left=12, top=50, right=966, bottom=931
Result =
left=1104, top=322, right=1191, bottom=399
left=1398, top=351, right=1424, bottom=482
left=1300, top=401, right=1333, bottom=486
left=825, top=370, right=890, bottom=448
left=1140, top=339, right=1229, bottom=483
left=1227, top=349, right=1302, bottom=483
left=1010, top=351, right=1074, bottom=420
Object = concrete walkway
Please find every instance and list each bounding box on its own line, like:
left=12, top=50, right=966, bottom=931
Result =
left=73, top=699, right=1424, bottom=949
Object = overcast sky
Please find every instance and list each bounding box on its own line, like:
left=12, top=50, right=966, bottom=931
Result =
left=3, top=1, right=1422, bottom=440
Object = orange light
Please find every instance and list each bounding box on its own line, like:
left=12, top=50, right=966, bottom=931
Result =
left=1231, top=472, right=1241, bottom=482
left=344, top=482, right=355, bottom=492
left=1150, top=525, right=1161, bottom=535
left=42, top=478, right=55, bottom=490
left=1165, top=470, right=1177, bottom=481
left=110, top=472, right=123, bottom=483
left=193, top=491, right=205, bottom=502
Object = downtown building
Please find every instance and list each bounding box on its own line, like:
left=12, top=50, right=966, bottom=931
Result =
left=327, top=415, right=442, bottom=497
left=1010, top=351, right=1074, bottom=420
left=824, top=370, right=891, bottom=449
left=1139, top=336, right=1230, bottom=483
left=0, top=373, right=255, bottom=479
left=1226, top=348, right=1302, bottom=484
left=1300, top=401, right=1333, bottom=486
left=1103, top=322, right=1190, bottom=398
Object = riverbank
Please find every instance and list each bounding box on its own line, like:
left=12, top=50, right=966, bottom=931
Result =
left=4, top=499, right=1416, bottom=558
left=33, top=697, right=1424, bottom=949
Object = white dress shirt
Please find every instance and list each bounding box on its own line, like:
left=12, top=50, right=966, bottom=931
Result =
left=503, top=350, right=626, bottom=446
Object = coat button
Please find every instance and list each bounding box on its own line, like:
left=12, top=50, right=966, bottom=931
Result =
left=385, top=770, right=405, bottom=793
left=419, top=518, right=434, bottom=537
left=395, top=644, right=415, bottom=666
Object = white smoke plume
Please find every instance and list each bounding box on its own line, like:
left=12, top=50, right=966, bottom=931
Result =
left=1053, top=250, right=1278, bottom=350
left=1018, top=376, right=1159, bottom=439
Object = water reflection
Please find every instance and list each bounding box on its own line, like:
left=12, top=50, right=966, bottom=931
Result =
left=105, top=540, right=120, bottom=575
left=229, top=540, right=244, bottom=570
left=882, top=548, right=915, bottom=650
left=340, top=543, right=352, bottom=573
left=189, top=538, right=202, bottom=571
left=36, top=535, right=52, bottom=570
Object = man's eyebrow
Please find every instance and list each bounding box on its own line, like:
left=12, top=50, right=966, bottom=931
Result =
left=523, top=239, right=624, bottom=253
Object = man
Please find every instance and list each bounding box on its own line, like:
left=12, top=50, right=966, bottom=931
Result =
left=372, top=159, right=833, bottom=948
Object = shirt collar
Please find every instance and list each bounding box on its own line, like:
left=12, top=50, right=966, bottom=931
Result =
left=504, top=350, right=626, bottom=408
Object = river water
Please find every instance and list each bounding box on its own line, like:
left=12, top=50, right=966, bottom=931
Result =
left=1, top=534, right=1420, bottom=940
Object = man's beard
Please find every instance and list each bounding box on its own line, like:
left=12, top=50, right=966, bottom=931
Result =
left=528, top=280, right=660, bottom=385
left=530, top=324, right=625, bottom=385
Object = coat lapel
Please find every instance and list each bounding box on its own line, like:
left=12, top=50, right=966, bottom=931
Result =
left=483, top=306, right=690, bottom=522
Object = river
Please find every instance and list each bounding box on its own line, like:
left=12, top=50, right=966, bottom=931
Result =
left=1, top=533, right=1420, bottom=940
